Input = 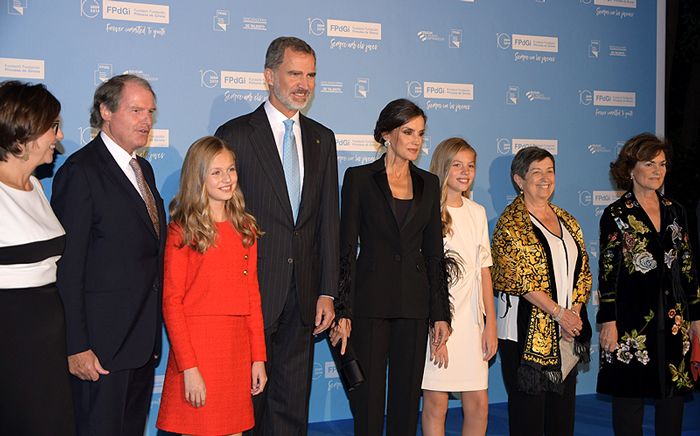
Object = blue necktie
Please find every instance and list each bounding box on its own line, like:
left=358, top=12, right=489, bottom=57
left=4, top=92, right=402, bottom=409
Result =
left=282, top=119, right=300, bottom=222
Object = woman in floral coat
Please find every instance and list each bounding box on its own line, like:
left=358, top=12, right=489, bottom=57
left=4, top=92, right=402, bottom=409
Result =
left=597, top=133, right=700, bottom=436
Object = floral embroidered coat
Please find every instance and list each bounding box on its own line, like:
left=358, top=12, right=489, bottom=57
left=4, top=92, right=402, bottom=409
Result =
left=597, top=191, right=700, bottom=398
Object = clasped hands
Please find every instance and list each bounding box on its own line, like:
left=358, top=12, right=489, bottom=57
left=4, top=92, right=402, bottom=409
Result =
left=555, top=305, right=583, bottom=342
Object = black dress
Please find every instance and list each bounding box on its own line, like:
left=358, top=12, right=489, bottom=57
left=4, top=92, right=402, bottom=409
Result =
left=0, top=177, right=75, bottom=436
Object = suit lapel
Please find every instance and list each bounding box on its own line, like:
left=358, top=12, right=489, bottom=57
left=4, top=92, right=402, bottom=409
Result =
left=248, top=106, right=294, bottom=221
left=371, top=156, right=426, bottom=232
left=94, top=137, right=159, bottom=240
left=298, top=114, right=320, bottom=222
left=371, top=157, right=400, bottom=233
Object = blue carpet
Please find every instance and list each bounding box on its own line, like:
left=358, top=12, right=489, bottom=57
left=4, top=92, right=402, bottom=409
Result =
left=308, top=394, right=700, bottom=435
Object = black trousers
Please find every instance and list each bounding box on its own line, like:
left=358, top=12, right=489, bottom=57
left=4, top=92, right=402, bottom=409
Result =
left=0, top=286, right=75, bottom=436
left=348, top=317, right=429, bottom=436
left=499, top=339, right=577, bottom=436
left=248, top=285, right=315, bottom=436
left=611, top=396, right=684, bottom=436
left=71, top=355, right=156, bottom=436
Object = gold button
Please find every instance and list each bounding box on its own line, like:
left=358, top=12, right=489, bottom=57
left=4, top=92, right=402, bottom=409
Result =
left=244, top=254, right=248, bottom=260
left=243, top=270, right=248, bottom=275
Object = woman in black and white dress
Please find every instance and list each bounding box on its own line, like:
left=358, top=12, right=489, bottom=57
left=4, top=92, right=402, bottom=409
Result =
left=0, top=81, right=75, bottom=435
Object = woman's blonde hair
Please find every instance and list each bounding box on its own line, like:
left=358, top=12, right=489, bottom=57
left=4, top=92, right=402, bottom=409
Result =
left=429, top=137, right=476, bottom=237
left=170, top=136, right=261, bottom=252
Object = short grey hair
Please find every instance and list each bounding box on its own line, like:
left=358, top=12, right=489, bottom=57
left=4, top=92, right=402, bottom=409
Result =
left=264, top=36, right=316, bottom=71
left=510, top=146, right=555, bottom=192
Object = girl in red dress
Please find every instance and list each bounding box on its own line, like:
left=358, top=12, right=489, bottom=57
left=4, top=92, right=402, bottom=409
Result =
left=157, top=136, right=267, bottom=436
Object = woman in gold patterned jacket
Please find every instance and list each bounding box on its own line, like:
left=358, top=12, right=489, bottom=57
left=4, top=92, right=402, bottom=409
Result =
left=491, top=146, right=592, bottom=436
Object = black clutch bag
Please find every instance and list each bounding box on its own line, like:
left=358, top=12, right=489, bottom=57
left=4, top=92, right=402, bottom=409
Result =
left=329, top=339, right=365, bottom=391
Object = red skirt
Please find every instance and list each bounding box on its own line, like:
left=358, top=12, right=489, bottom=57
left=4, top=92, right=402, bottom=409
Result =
left=157, top=315, right=253, bottom=435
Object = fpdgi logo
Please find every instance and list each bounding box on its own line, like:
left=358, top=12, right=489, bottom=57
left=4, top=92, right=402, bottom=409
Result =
left=200, top=70, right=219, bottom=88
left=79, top=127, right=98, bottom=145
left=406, top=81, right=422, bottom=98
left=496, top=33, right=511, bottom=49
left=308, top=18, right=325, bottom=36
left=324, top=361, right=339, bottom=379
left=496, top=138, right=511, bottom=155
left=578, top=89, right=593, bottom=105
left=578, top=190, right=592, bottom=206
left=81, top=0, right=99, bottom=18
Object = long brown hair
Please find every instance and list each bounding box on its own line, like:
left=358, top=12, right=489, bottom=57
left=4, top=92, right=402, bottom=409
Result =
left=429, top=137, right=476, bottom=237
left=169, top=136, right=261, bottom=252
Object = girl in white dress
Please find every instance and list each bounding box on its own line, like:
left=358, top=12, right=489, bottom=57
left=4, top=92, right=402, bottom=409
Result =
left=422, top=137, right=497, bottom=436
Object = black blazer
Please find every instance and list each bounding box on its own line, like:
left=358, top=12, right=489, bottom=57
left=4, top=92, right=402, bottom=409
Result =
left=51, top=135, right=166, bottom=371
left=215, top=104, right=339, bottom=327
left=338, top=155, right=449, bottom=322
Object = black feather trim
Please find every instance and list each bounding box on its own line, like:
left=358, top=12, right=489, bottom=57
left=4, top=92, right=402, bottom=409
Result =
left=442, top=249, right=463, bottom=288
left=427, top=252, right=457, bottom=328
left=335, top=249, right=353, bottom=319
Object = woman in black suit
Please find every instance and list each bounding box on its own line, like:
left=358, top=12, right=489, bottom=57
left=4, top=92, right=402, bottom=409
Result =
left=331, top=99, right=451, bottom=436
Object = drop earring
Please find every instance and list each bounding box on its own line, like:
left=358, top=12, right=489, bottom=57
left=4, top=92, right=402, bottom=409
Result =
left=19, top=145, right=30, bottom=162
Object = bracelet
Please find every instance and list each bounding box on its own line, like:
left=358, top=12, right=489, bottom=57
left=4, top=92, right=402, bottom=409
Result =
left=552, top=304, right=564, bottom=322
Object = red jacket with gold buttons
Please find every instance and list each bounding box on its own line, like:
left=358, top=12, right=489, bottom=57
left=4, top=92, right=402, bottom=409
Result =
left=162, top=221, right=266, bottom=371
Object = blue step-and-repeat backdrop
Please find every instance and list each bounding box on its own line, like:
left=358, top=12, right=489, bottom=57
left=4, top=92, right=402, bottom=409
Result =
left=1, top=0, right=665, bottom=431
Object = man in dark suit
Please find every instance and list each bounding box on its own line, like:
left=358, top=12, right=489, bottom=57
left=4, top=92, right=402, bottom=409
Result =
left=52, top=74, right=166, bottom=436
left=215, top=36, right=339, bottom=436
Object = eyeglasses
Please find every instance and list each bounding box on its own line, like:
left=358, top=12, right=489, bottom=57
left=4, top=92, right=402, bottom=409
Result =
left=51, top=120, right=60, bottom=135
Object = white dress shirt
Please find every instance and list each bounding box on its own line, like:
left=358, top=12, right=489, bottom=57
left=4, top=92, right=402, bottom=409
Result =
left=100, top=131, right=145, bottom=200
left=497, top=215, right=578, bottom=342
left=263, top=100, right=305, bottom=191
